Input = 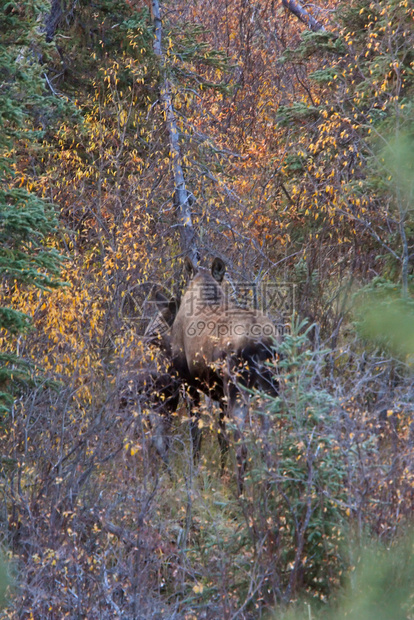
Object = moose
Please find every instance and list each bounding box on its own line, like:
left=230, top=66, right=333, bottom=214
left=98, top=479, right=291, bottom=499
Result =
left=156, top=256, right=280, bottom=493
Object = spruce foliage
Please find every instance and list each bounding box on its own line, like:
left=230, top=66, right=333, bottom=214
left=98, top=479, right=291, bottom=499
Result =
left=0, top=1, right=64, bottom=413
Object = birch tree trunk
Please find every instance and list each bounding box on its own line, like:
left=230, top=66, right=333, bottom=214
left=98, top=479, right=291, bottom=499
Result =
left=152, top=0, right=199, bottom=265
left=282, top=0, right=325, bottom=32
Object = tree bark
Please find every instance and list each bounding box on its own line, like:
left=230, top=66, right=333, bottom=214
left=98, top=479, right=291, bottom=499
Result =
left=44, top=0, right=63, bottom=42
left=282, top=0, right=325, bottom=32
left=151, top=0, right=199, bottom=265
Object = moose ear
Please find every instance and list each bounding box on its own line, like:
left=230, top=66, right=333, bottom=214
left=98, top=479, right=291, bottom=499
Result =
left=152, top=287, right=170, bottom=312
left=211, top=257, right=226, bottom=283
left=184, top=256, right=195, bottom=279
left=153, top=288, right=179, bottom=325
left=165, top=296, right=179, bottom=326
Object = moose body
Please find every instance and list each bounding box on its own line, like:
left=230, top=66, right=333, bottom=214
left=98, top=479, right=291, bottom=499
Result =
left=166, top=257, right=279, bottom=492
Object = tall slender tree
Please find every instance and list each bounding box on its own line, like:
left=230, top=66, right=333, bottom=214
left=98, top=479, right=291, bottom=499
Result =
left=151, top=0, right=199, bottom=264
